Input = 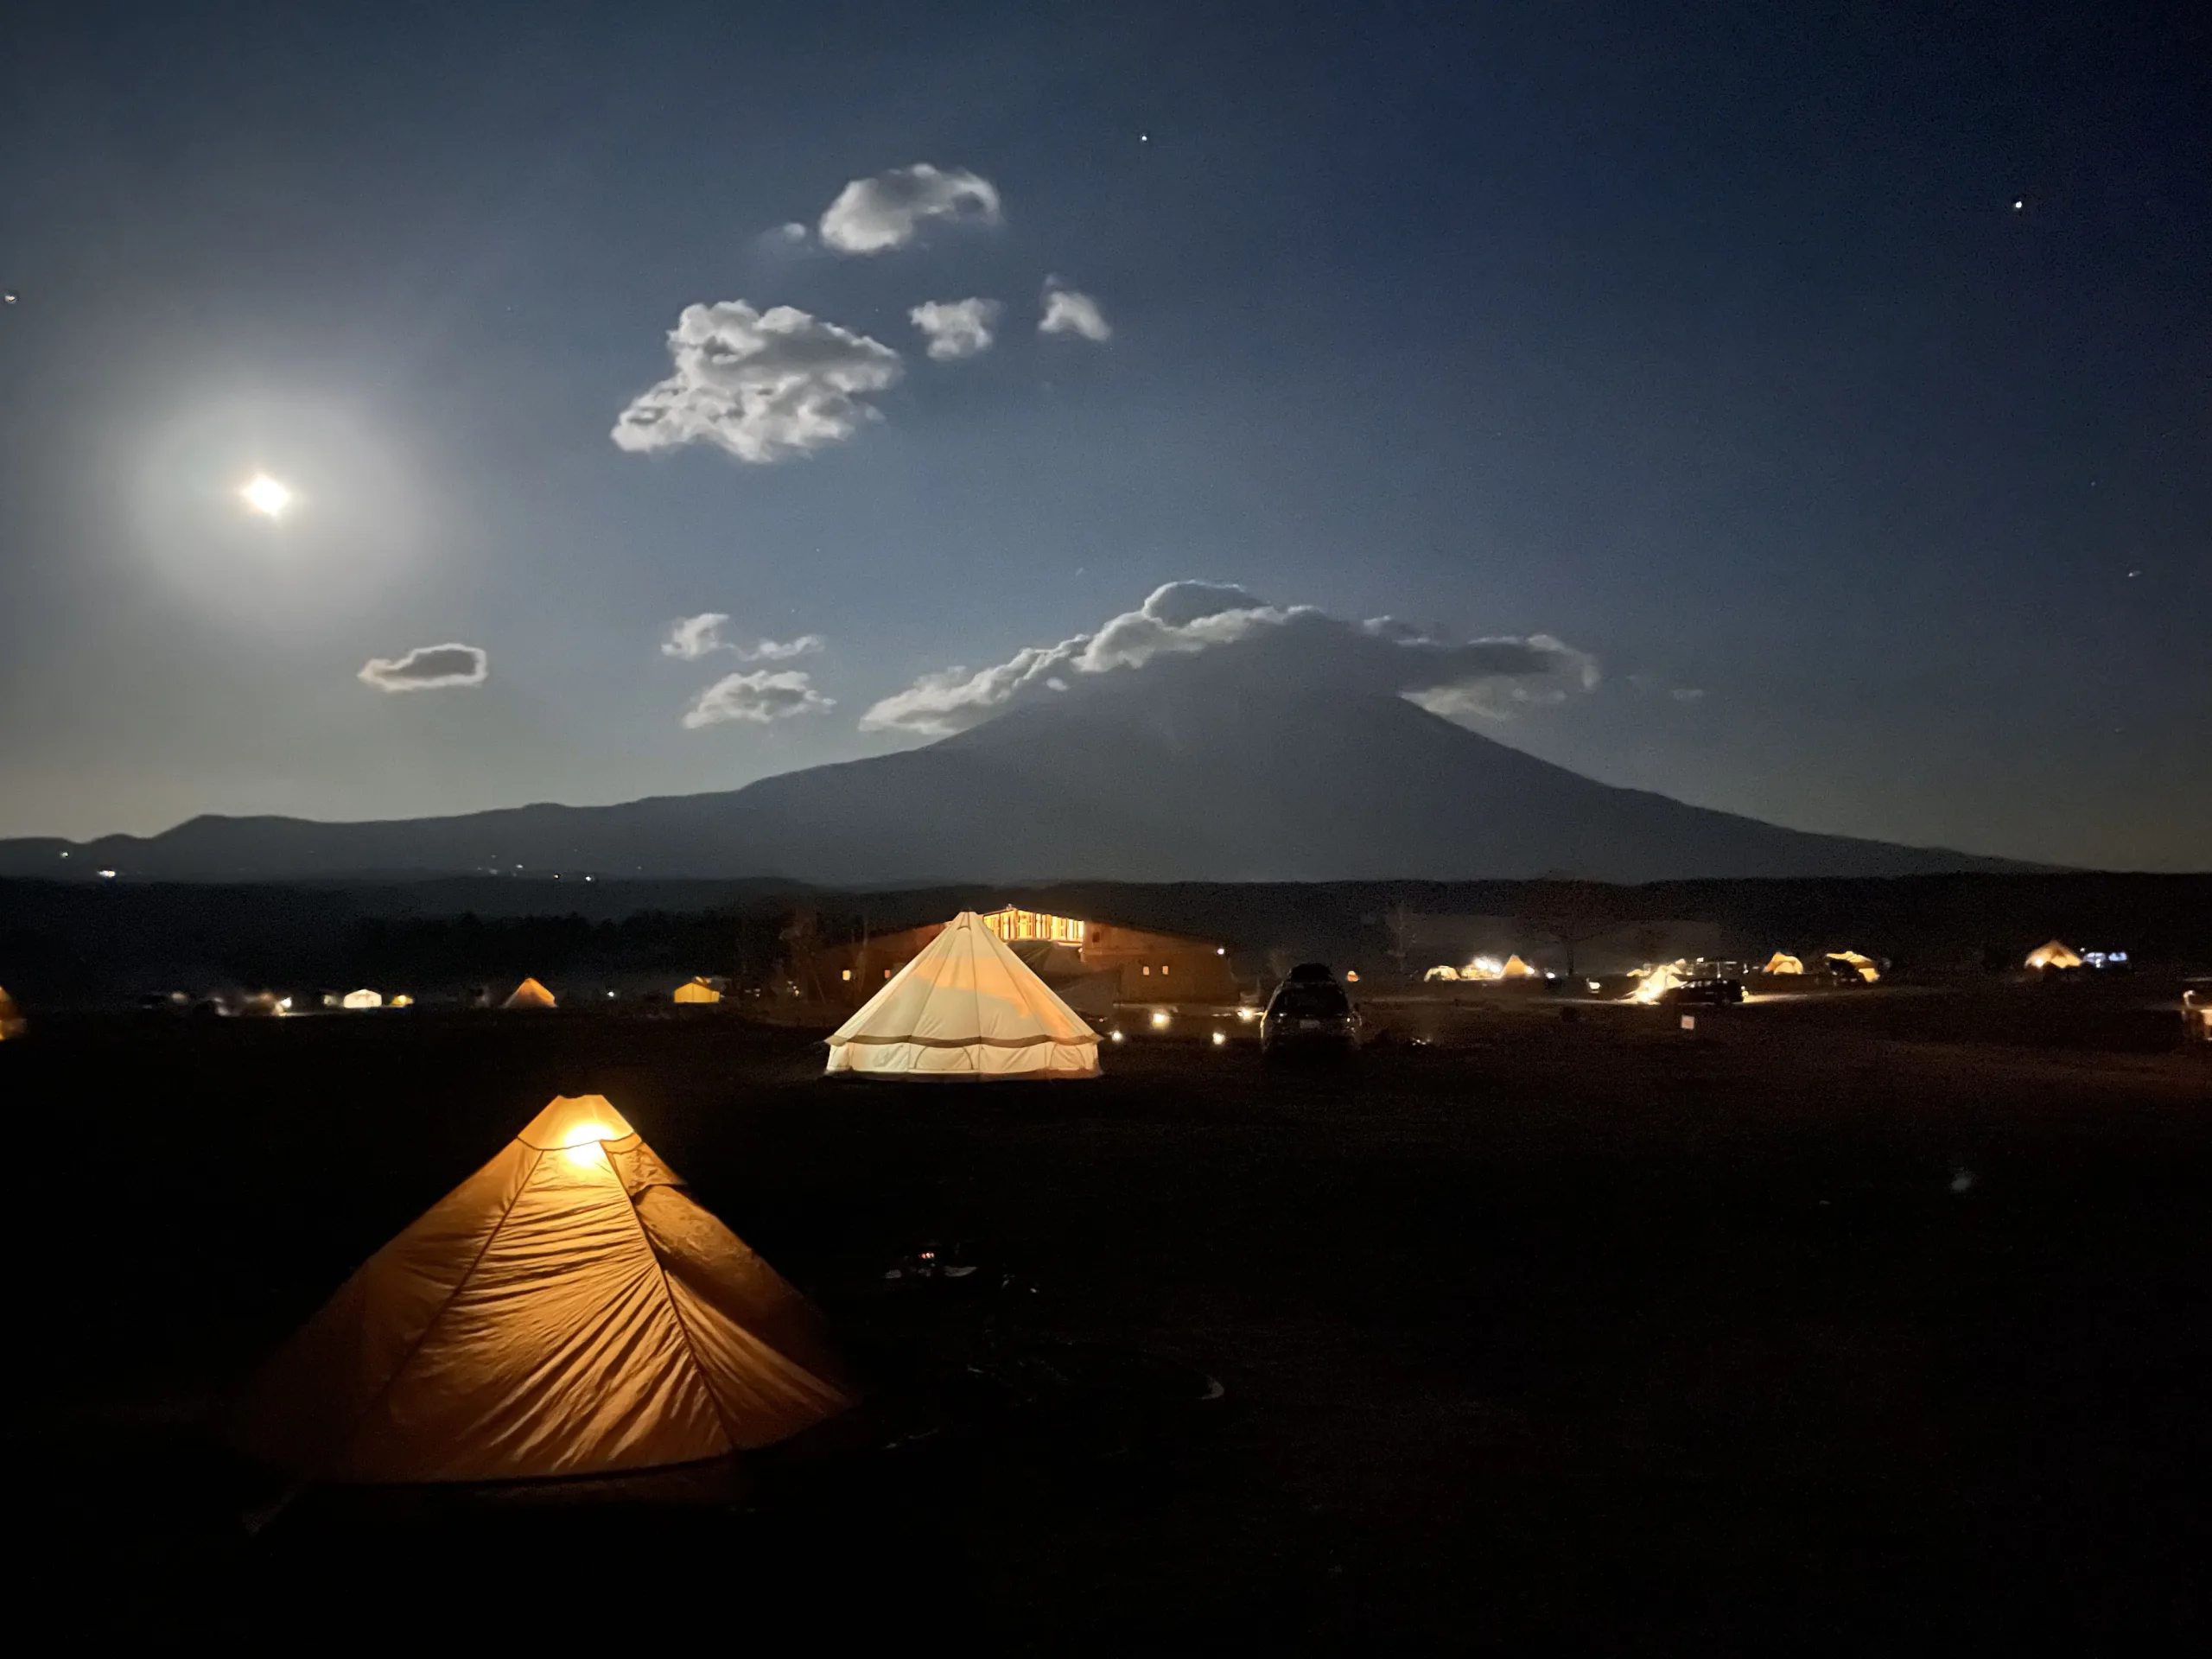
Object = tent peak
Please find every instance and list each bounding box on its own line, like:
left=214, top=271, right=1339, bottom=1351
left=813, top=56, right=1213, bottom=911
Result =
left=515, top=1093, right=637, bottom=1150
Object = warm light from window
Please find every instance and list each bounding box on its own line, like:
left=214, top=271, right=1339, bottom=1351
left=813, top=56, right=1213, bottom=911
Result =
left=841, top=969, right=851, bottom=981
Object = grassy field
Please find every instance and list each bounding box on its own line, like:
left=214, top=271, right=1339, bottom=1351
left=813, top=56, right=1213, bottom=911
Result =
left=5, top=990, right=2209, bottom=1649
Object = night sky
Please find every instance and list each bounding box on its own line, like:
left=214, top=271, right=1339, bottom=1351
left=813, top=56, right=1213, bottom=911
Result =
left=2, top=1, right=2204, bottom=868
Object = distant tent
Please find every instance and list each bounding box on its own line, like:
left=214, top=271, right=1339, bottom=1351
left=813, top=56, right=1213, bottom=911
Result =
left=1501, top=955, right=1541, bottom=979
left=388, top=995, right=414, bottom=1009
left=237, top=1094, right=852, bottom=1483
left=1825, top=950, right=1882, bottom=983
left=827, top=911, right=1099, bottom=1080
left=1762, top=953, right=1805, bottom=975
left=2025, top=939, right=2084, bottom=971
left=1424, top=965, right=1460, bottom=982
left=0, top=986, right=22, bottom=1039
left=671, top=978, right=723, bottom=1005
left=238, top=992, right=285, bottom=1018
left=342, top=988, right=383, bottom=1010
left=503, top=977, right=557, bottom=1009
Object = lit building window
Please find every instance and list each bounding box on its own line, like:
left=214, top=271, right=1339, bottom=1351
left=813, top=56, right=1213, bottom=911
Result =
left=981, top=907, right=1086, bottom=944
left=1161, top=963, right=1171, bottom=976
left=1142, top=965, right=1151, bottom=976
left=841, top=969, right=851, bottom=982
left=884, top=969, right=893, bottom=979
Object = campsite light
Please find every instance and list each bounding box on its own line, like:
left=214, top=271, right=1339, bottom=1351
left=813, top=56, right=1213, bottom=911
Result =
left=1150, top=1010, right=1171, bottom=1030
left=1216, top=947, right=1225, bottom=956
left=98, top=869, right=117, bottom=879
left=1587, top=980, right=1601, bottom=992
left=1110, top=1029, right=1125, bottom=1043
left=1344, top=970, right=1359, bottom=982
left=1211, top=1030, right=1226, bottom=1046
left=1236, top=1006, right=1257, bottom=1021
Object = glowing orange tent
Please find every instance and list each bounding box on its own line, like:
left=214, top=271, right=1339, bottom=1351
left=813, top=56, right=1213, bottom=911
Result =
left=1761, top=952, right=1804, bottom=975
left=238, top=1094, right=851, bottom=1483
left=1500, top=955, right=1541, bottom=978
left=2024, top=939, right=2084, bottom=970
left=671, top=978, right=722, bottom=1005
left=502, top=976, right=556, bottom=1009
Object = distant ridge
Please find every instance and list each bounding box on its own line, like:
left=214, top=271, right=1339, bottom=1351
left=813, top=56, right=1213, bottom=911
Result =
left=0, top=667, right=2031, bottom=884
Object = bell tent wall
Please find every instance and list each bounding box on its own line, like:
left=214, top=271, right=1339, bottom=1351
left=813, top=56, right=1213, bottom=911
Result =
left=672, top=979, right=723, bottom=1005
left=238, top=1094, right=851, bottom=1483
left=827, top=911, right=1100, bottom=1080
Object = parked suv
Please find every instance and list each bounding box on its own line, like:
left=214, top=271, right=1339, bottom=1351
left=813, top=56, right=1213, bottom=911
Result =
left=1662, top=976, right=1745, bottom=1007
left=1262, top=964, right=1362, bottom=1056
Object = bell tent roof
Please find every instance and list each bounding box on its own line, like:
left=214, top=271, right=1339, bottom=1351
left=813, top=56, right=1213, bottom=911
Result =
left=827, top=911, right=1099, bottom=1079
left=238, top=1094, right=851, bottom=1483
left=2025, top=938, right=2084, bottom=970
left=503, top=976, right=556, bottom=1009
left=1500, top=954, right=1540, bottom=978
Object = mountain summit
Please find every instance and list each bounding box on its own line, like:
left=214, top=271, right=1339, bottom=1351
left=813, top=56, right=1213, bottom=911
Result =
left=0, top=669, right=2018, bottom=882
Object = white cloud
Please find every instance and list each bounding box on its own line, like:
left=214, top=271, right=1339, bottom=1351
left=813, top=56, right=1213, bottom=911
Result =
left=1039, top=280, right=1111, bottom=342
left=818, top=163, right=1001, bottom=255
left=663, top=616, right=823, bottom=662
left=909, top=297, right=1002, bottom=361
left=612, top=301, right=903, bottom=464
left=742, top=633, right=824, bottom=661
left=662, top=613, right=730, bottom=659
left=861, top=582, right=1596, bottom=736
left=682, top=670, right=836, bottom=728
left=359, top=642, right=488, bottom=693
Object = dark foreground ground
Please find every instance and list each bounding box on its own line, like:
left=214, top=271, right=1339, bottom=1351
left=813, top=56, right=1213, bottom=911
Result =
left=5, top=991, right=2209, bottom=1650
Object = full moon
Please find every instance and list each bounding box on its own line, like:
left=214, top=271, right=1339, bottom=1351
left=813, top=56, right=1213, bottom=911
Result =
left=240, top=474, right=293, bottom=518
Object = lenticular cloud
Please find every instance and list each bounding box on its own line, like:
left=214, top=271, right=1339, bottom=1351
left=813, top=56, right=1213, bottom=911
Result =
left=359, top=642, right=488, bottom=693
left=860, top=582, right=1595, bottom=736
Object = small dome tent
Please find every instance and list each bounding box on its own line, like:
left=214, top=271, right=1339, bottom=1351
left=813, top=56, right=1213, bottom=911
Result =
left=671, top=978, right=723, bottom=1005
left=2025, top=939, right=2084, bottom=971
left=827, top=911, right=1100, bottom=1079
left=503, top=977, right=557, bottom=1009
left=1825, top=951, right=1882, bottom=983
left=237, top=1094, right=851, bottom=1483
left=341, top=988, right=383, bottom=1010
left=1761, top=952, right=1804, bottom=975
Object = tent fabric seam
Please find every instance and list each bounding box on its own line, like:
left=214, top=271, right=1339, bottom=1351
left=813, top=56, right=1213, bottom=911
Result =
left=326, top=1144, right=545, bottom=1478
left=830, top=1033, right=1088, bottom=1049
left=607, top=1164, right=744, bottom=1455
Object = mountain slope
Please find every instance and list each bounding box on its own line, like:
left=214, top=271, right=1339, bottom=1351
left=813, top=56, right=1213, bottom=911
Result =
left=0, top=674, right=2024, bottom=882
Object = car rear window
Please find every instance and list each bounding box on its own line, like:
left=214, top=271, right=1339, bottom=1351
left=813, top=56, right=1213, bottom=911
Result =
left=1274, top=986, right=1350, bottom=1017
